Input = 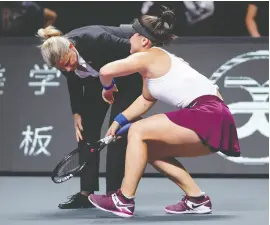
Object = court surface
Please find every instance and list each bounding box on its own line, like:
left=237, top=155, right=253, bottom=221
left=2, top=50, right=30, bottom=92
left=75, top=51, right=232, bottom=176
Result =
left=0, top=177, right=268, bottom=225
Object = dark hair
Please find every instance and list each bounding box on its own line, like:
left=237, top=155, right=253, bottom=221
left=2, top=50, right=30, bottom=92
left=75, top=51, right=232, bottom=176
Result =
left=139, top=6, right=176, bottom=46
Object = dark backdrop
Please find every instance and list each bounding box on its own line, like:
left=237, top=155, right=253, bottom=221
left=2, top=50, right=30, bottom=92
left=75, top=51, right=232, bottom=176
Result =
left=0, top=1, right=268, bottom=37
left=40, top=1, right=258, bottom=36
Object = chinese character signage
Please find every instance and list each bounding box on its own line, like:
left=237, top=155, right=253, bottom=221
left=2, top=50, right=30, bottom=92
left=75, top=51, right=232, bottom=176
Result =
left=29, top=64, right=61, bottom=95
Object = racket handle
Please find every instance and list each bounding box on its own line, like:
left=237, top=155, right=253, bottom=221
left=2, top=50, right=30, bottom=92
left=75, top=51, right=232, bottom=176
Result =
left=116, top=123, right=132, bottom=136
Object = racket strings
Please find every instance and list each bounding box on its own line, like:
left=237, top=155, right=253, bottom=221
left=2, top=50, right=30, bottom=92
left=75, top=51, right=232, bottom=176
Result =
left=52, top=141, right=108, bottom=183
left=57, top=151, right=81, bottom=176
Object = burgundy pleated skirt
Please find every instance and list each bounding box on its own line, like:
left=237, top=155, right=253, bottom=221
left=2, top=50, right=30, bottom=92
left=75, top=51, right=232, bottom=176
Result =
left=165, top=95, right=241, bottom=157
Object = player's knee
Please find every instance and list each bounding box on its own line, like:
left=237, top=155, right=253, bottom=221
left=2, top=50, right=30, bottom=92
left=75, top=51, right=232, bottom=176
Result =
left=128, top=122, right=144, bottom=140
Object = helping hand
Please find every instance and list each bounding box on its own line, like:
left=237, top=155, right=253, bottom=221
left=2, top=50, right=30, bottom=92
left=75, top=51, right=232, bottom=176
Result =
left=102, top=85, right=118, bottom=104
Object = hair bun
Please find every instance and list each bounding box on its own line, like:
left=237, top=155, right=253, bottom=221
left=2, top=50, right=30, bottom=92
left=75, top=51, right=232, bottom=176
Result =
left=160, top=6, right=176, bottom=29
left=37, top=28, right=47, bottom=39
left=36, top=26, right=62, bottom=41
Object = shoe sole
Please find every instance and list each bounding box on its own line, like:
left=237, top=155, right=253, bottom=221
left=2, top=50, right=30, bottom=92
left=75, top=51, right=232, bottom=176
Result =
left=164, top=208, right=212, bottom=214
left=88, top=196, right=133, bottom=218
left=58, top=206, right=94, bottom=209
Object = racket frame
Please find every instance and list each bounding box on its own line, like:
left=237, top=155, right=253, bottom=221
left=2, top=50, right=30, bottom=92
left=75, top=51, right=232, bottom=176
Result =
left=51, top=135, right=117, bottom=183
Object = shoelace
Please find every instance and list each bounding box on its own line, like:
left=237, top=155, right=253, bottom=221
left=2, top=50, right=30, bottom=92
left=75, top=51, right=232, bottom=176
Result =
left=180, top=195, right=188, bottom=202
left=173, top=195, right=188, bottom=205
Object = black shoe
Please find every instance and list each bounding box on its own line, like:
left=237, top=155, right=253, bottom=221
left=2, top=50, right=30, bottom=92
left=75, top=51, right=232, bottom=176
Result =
left=58, top=192, right=94, bottom=209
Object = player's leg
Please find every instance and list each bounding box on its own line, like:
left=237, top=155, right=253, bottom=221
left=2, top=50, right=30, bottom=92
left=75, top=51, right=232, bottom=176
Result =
left=89, top=114, right=212, bottom=217
left=120, top=114, right=212, bottom=197
left=149, top=157, right=212, bottom=214
left=149, top=156, right=202, bottom=197
left=106, top=74, right=142, bottom=192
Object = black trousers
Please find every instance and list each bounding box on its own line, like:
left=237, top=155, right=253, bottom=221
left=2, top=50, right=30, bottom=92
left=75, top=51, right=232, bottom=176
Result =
left=79, top=74, right=142, bottom=192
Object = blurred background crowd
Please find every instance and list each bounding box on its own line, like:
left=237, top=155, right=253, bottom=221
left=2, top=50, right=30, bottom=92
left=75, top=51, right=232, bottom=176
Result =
left=0, top=1, right=268, bottom=38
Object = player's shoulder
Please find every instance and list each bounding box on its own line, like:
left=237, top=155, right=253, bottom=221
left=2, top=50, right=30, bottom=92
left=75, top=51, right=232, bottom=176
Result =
left=144, top=47, right=168, bottom=62
left=125, top=51, right=156, bottom=71
left=128, top=51, right=154, bottom=63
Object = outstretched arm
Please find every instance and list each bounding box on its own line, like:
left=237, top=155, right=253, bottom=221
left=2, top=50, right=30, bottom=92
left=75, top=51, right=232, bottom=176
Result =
left=106, top=78, right=156, bottom=136
left=121, top=77, right=156, bottom=121
left=99, top=52, right=150, bottom=87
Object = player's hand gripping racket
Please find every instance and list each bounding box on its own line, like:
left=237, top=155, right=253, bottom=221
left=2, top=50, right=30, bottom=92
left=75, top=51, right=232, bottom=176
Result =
left=51, top=123, right=131, bottom=183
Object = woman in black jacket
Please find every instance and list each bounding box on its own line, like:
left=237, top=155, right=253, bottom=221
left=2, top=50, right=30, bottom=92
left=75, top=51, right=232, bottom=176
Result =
left=37, top=25, right=142, bottom=209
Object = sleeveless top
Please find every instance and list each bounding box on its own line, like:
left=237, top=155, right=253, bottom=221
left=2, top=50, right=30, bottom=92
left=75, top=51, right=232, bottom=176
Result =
left=146, top=47, right=218, bottom=108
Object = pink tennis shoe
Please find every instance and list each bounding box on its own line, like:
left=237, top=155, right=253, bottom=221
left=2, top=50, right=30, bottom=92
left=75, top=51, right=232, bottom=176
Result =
left=88, top=189, right=135, bottom=218
left=89, top=189, right=212, bottom=217
left=164, top=193, right=212, bottom=214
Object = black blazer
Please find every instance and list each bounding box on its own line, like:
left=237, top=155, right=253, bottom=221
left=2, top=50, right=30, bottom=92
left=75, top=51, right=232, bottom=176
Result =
left=61, top=25, right=133, bottom=115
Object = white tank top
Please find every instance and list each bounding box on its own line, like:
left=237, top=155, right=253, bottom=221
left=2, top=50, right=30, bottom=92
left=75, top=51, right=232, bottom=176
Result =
left=146, top=47, right=218, bottom=108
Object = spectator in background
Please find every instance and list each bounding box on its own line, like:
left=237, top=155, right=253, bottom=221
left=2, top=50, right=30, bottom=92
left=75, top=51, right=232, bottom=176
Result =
left=21, top=2, right=57, bottom=28
left=182, top=1, right=215, bottom=26
left=245, top=2, right=269, bottom=37
left=0, top=1, right=57, bottom=36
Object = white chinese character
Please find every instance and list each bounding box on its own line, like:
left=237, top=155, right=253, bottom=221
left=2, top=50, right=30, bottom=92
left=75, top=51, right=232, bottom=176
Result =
left=29, top=64, right=61, bottom=95
left=0, top=64, right=6, bottom=95
left=19, top=125, right=53, bottom=156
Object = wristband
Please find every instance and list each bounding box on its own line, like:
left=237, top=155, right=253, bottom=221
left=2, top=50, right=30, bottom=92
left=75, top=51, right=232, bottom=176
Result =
left=103, top=79, right=115, bottom=90
left=114, top=113, right=129, bottom=127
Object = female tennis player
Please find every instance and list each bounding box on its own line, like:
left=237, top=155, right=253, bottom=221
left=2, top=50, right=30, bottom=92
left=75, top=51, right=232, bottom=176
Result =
left=88, top=6, right=241, bottom=217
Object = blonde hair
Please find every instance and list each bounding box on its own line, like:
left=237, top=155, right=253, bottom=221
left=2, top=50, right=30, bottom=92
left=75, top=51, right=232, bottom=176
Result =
left=37, top=26, right=71, bottom=67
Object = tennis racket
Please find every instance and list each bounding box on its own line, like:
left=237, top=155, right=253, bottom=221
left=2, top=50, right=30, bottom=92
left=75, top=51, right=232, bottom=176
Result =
left=51, top=123, right=132, bottom=184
